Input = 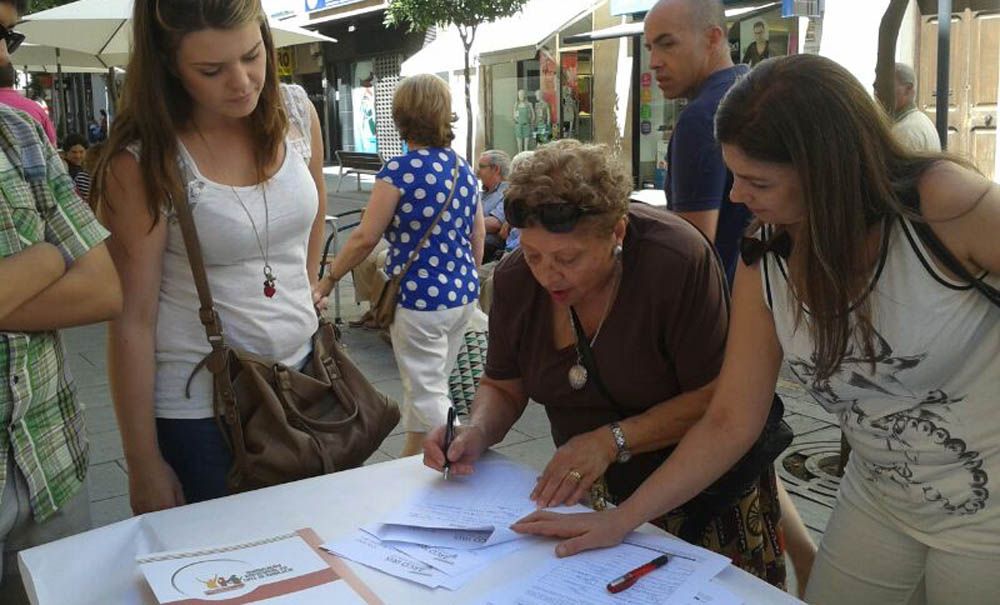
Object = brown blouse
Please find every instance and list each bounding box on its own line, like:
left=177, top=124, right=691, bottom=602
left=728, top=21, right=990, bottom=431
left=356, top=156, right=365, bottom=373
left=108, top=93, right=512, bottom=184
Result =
left=485, top=203, right=730, bottom=500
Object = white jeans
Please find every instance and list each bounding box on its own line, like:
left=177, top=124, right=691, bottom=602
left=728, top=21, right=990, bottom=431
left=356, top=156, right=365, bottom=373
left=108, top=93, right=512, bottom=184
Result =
left=389, top=303, right=476, bottom=432
left=805, top=489, right=1000, bottom=605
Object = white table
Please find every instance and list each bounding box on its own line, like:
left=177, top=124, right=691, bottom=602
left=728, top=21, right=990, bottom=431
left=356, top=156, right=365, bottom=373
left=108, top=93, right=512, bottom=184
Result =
left=19, top=456, right=800, bottom=604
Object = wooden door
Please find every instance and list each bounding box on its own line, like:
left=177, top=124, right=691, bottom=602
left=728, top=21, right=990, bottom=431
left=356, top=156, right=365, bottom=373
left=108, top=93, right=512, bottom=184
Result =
left=919, top=7, right=998, bottom=181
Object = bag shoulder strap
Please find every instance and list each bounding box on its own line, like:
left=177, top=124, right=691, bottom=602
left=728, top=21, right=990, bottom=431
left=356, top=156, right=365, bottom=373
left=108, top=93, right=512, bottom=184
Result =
left=394, top=151, right=461, bottom=281
left=171, top=191, right=229, bottom=351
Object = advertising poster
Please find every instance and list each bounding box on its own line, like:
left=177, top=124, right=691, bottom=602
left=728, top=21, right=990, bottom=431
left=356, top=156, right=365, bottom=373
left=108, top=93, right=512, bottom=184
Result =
left=352, top=60, right=378, bottom=153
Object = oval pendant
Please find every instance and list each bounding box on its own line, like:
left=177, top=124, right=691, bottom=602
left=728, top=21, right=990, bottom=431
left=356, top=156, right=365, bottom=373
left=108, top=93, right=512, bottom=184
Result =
left=568, top=364, right=588, bottom=390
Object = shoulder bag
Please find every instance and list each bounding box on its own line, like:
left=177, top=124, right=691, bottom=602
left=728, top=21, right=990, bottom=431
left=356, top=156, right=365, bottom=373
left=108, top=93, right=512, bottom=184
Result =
left=369, top=152, right=460, bottom=328
left=172, top=193, right=401, bottom=494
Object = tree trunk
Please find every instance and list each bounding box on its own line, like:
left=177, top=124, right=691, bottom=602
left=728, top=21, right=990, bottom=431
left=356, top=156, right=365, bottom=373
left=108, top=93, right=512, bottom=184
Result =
left=875, top=0, right=910, bottom=113
left=459, top=25, right=477, bottom=161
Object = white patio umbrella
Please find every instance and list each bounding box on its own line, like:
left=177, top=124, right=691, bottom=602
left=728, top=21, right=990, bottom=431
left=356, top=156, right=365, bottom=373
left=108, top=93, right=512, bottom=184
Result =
left=14, top=43, right=128, bottom=73
left=18, top=0, right=337, bottom=59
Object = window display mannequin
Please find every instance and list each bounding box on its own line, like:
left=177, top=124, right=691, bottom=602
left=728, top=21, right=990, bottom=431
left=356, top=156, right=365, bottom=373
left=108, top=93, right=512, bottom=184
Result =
left=533, top=90, right=552, bottom=144
left=561, top=85, right=578, bottom=138
left=513, top=89, right=536, bottom=152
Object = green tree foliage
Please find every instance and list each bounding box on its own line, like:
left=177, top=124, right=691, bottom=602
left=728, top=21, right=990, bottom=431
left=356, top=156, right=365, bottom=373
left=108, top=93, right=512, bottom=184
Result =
left=386, top=0, right=528, bottom=160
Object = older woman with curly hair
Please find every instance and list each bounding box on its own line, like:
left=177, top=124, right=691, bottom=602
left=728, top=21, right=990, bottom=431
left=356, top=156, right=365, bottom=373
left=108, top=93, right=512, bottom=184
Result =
left=320, top=74, right=485, bottom=456
left=423, top=139, right=786, bottom=587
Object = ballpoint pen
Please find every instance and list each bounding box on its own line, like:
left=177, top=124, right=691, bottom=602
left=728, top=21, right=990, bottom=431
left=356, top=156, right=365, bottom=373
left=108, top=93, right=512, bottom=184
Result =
left=442, top=406, right=457, bottom=480
left=606, top=553, right=670, bottom=593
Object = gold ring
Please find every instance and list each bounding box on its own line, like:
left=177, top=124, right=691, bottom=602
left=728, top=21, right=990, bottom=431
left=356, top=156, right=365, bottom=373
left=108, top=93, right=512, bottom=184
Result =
left=566, top=470, right=583, bottom=483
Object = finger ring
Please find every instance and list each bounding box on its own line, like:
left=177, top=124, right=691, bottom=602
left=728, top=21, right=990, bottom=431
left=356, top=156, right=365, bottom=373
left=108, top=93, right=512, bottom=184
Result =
left=566, top=469, right=583, bottom=483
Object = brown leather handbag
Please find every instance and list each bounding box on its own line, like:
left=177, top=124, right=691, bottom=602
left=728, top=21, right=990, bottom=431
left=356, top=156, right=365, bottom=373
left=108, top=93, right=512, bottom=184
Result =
left=369, top=152, right=459, bottom=329
left=172, top=193, right=400, bottom=494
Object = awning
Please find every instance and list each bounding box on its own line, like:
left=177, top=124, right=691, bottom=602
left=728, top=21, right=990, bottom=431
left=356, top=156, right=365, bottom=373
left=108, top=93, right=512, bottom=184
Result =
left=562, top=2, right=781, bottom=44
left=400, top=0, right=603, bottom=77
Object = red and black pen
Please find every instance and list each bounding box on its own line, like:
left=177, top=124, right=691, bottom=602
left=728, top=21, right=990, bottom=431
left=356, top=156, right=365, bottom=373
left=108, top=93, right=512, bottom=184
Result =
left=606, top=554, right=670, bottom=594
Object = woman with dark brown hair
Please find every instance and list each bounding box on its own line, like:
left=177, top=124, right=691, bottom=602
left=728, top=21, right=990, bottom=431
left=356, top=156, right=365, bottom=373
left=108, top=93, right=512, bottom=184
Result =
left=511, top=55, right=999, bottom=604
left=317, top=74, right=485, bottom=457
left=92, top=0, right=327, bottom=512
left=423, top=139, right=787, bottom=587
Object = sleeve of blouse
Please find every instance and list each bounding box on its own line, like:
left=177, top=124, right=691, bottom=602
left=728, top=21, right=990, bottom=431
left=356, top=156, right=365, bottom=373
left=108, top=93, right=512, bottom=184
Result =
left=662, top=241, right=730, bottom=391
left=483, top=260, right=522, bottom=380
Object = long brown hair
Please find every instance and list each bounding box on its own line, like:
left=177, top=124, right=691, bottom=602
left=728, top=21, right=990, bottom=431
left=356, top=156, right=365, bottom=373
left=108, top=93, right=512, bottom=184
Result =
left=716, top=54, right=944, bottom=380
left=91, top=0, right=286, bottom=222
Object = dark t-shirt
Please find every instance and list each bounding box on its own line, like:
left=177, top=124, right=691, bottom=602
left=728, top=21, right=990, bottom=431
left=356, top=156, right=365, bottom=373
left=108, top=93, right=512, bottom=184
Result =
left=485, top=204, right=729, bottom=500
left=665, top=64, right=752, bottom=287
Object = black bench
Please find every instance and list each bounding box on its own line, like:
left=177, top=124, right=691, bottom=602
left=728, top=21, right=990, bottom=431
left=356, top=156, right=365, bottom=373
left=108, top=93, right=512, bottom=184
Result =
left=334, top=150, right=385, bottom=192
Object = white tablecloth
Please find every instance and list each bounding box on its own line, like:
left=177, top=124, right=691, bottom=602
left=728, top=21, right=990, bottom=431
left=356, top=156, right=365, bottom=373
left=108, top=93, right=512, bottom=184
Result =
left=19, top=455, right=800, bottom=604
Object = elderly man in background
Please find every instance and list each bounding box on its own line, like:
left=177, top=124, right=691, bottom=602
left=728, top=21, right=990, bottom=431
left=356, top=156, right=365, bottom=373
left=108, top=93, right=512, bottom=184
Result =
left=477, top=149, right=511, bottom=262
left=892, top=63, right=941, bottom=153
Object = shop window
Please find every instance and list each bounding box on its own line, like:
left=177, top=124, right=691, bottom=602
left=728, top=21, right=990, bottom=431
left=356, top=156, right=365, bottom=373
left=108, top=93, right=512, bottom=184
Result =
left=560, top=49, right=593, bottom=142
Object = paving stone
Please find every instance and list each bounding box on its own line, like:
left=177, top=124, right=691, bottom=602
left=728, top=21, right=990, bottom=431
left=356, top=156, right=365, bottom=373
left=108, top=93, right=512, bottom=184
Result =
left=511, top=402, right=552, bottom=439
left=87, top=461, right=129, bottom=501
left=84, top=405, right=120, bottom=435
left=88, top=430, right=124, bottom=466
left=782, top=412, right=835, bottom=437
left=90, top=495, right=133, bottom=529
left=495, top=437, right=557, bottom=473
left=76, top=383, right=113, bottom=409
left=364, top=450, right=394, bottom=467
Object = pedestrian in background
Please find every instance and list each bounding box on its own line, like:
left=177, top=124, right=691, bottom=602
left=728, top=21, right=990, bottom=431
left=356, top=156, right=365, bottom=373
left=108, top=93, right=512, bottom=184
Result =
left=318, top=73, right=485, bottom=457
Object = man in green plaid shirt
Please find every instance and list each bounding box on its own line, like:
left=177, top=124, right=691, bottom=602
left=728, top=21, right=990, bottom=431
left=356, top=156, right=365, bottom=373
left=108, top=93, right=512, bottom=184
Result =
left=0, top=1, right=122, bottom=601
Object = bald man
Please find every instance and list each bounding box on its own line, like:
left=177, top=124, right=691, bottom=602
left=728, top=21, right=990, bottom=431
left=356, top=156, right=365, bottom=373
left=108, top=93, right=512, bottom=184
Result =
left=892, top=63, right=941, bottom=152
left=645, top=0, right=752, bottom=286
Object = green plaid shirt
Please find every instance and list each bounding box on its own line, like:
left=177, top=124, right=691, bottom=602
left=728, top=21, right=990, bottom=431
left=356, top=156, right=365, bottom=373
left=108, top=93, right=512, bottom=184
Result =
left=0, top=106, right=109, bottom=522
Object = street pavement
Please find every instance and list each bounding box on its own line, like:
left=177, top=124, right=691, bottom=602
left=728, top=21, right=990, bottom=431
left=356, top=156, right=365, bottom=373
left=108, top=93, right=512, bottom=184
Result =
left=59, top=169, right=841, bottom=595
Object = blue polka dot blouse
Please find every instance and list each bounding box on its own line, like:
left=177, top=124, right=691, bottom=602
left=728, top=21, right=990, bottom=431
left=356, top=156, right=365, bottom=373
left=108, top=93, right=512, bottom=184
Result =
left=378, top=147, right=481, bottom=311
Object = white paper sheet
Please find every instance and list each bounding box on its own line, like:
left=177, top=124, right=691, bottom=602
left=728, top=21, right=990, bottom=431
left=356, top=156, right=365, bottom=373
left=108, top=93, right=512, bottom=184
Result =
left=379, top=459, right=539, bottom=548
left=684, top=581, right=743, bottom=605
left=475, top=531, right=732, bottom=605
left=322, top=531, right=481, bottom=591
left=385, top=535, right=532, bottom=576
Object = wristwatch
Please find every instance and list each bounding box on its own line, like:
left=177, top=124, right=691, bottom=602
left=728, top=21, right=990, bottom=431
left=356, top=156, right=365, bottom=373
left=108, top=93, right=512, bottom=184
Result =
left=609, top=422, right=631, bottom=464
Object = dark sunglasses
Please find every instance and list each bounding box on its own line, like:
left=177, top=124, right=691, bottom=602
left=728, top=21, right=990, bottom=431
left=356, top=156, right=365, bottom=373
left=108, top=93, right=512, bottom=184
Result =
left=503, top=198, right=597, bottom=234
left=0, top=24, right=25, bottom=54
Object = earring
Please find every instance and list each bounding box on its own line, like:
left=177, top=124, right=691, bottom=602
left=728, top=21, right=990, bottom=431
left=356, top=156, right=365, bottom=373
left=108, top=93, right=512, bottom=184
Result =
left=613, top=244, right=623, bottom=259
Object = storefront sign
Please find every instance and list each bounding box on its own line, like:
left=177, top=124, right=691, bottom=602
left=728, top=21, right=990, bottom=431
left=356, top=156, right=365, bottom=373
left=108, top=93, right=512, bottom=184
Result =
left=782, top=0, right=823, bottom=18
left=277, top=48, right=296, bottom=77
left=305, top=0, right=364, bottom=13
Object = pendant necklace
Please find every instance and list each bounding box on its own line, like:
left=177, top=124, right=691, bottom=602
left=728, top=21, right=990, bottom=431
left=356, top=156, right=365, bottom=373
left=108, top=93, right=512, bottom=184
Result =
left=230, top=184, right=276, bottom=298
left=195, top=128, right=276, bottom=298
left=567, top=264, right=621, bottom=390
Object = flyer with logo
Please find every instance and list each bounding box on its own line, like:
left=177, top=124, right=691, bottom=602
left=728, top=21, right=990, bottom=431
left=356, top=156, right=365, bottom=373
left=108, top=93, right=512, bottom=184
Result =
left=137, top=528, right=382, bottom=604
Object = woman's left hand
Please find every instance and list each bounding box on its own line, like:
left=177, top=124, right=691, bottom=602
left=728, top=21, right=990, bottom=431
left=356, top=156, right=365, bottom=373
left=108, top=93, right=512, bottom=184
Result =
left=531, top=428, right=616, bottom=508
left=511, top=509, right=633, bottom=558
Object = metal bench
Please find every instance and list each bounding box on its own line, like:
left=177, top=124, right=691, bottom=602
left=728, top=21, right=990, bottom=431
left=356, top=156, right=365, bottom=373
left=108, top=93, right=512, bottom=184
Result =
left=334, top=151, right=384, bottom=192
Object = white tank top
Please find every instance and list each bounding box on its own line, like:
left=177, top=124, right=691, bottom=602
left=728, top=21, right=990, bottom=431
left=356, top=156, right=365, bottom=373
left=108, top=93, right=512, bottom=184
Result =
left=152, top=84, right=319, bottom=419
left=762, top=218, right=1000, bottom=556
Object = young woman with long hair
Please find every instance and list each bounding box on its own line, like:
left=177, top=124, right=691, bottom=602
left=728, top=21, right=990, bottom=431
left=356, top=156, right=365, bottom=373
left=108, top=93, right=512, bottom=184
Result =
left=510, top=54, right=999, bottom=604
left=91, top=0, right=327, bottom=513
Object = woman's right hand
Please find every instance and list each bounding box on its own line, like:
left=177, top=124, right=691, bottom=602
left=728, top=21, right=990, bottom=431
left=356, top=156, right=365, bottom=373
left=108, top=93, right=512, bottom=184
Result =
left=422, top=423, right=489, bottom=477
left=128, top=455, right=186, bottom=514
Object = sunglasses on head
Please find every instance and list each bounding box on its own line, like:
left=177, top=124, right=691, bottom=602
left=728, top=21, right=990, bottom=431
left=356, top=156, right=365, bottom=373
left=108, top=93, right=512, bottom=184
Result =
left=503, top=198, right=597, bottom=234
left=0, top=24, right=25, bottom=55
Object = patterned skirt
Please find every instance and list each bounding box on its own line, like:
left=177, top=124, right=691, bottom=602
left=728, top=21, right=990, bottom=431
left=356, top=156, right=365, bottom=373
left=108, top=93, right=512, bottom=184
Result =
left=590, top=465, right=787, bottom=589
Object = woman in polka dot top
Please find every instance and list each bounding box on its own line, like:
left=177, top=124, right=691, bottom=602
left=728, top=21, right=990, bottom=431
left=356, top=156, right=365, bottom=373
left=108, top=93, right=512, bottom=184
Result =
left=320, top=74, right=485, bottom=456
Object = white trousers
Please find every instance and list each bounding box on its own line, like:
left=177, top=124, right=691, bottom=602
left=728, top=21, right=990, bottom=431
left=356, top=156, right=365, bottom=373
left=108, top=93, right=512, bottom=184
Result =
left=805, top=489, right=1000, bottom=605
left=389, top=303, right=475, bottom=432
